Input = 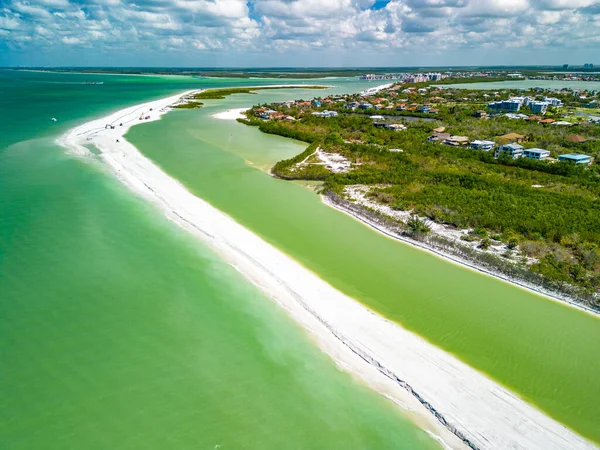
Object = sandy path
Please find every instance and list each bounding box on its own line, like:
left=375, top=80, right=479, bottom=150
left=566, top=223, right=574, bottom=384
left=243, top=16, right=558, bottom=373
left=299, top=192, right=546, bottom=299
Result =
left=58, top=92, right=598, bottom=450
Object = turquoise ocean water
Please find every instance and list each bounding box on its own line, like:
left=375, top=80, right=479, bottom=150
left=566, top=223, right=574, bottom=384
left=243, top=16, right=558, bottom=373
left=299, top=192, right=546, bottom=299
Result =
left=0, top=70, right=439, bottom=449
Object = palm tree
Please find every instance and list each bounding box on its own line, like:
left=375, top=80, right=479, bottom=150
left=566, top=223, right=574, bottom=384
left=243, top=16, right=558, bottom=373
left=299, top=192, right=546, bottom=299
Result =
left=406, top=214, right=431, bottom=236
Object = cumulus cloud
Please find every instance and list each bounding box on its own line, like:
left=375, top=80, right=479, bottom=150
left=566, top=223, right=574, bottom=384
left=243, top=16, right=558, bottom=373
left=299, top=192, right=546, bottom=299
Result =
left=0, top=0, right=599, bottom=64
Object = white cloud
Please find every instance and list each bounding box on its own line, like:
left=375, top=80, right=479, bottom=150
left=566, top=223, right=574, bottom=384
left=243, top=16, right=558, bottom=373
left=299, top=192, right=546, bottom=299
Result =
left=61, top=36, right=83, bottom=44
left=0, top=0, right=599, bottom=64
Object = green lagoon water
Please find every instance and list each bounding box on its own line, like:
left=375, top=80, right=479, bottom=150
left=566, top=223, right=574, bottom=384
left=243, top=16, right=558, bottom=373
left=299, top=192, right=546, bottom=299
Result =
left=0, top=71, right=440, bottom=449
left=128, top=88, right=600, bottom=444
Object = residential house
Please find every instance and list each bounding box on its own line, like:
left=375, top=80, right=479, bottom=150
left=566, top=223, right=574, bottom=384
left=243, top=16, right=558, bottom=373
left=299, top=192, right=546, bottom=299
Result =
left=260, top=109, right=278, bottom=119
left=313, top=100, right=322, bottom=107
left=523, top=148, right=550, bottom=160
left=470, top=140, right=496, bottom=151
left=312, top=110, right=338, bottom=118
left=538, top=118, right=555, bottom=124
left=443, top=136, right=470, bottom=147
left=497, top=133, right=525, bottom=144
left=505, top=113, right=529, bottom=120
left=428, top=132, right=451, bottom=142
left=472, top=111, right=488, bottom=119
left=344, top=101, right=360, bottom=110
left=558, top=153, right=592, bottom=165
left=495, top=143, right=524, bottom=159
left=358, top=102, right=373, bottom=110
left=586, top=100, right=599, bottom=108
left=370, top=115, right=386, bottom=121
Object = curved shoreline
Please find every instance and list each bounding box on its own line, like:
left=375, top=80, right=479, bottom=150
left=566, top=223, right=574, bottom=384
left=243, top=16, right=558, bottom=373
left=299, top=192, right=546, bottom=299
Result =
left=57, top=90, right=598, bottom=450
left=321, top=195, right=600, bottom=318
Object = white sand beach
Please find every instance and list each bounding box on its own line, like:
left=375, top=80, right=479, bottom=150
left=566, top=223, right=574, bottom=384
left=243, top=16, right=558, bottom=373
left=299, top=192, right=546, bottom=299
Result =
left=212, top=108, right=249, bottom=120
left=58, top=91, right=598, bottom=450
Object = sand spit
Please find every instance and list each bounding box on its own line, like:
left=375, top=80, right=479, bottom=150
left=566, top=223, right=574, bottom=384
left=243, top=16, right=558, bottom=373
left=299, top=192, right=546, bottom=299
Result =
left=212, top=108, right=249, bottom=120
left=58, top=91, right=598, bottom=450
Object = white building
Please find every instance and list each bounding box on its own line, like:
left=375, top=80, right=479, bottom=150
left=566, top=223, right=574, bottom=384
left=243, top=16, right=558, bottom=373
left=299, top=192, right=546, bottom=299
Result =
left=470, top=140, right=496, bottom=151
left=523, top=148, right=550, bottom=160
left=544, top=97, right=563, bottom=107
left=495, top=143, right=524, bottom=159
left=312, top=110, right=338, bottom=118
left=529, top=101, right=549, bottom=115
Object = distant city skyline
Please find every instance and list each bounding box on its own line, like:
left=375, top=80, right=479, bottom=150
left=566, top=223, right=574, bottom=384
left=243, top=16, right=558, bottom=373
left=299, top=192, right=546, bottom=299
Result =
left=1, top=0, right=600, bottom=67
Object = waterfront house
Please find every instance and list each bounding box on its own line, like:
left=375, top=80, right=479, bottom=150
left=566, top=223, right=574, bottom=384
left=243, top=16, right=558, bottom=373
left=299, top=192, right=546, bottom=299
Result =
left=359, top=102, right=373, bottom=110
left=495, top=143, right=524, bottom=159
left=370, top=115, right=386, bottom=121
left=470, top=140, right=496, bottom=151
left=344, top=101, right=360, bottom=110
left=396, top=104, right=407, bottom=111
left=523, top=148, right=550, bottom=160
left=558, top=153, right=592, bottom=165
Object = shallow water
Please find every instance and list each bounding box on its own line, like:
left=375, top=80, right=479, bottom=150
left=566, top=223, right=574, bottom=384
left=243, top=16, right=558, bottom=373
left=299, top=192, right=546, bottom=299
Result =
left=128, top=90, right=600, bottom=443
left=0, top=71, right=440, bottom=449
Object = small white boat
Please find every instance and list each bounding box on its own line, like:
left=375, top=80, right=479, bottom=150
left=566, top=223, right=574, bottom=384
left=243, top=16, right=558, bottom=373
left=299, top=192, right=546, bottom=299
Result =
left=51, top=117, right=57, bottom=122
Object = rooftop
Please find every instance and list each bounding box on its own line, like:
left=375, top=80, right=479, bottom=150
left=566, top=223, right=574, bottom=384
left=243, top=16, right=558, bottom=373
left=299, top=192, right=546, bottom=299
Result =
left=559, top=153, right=590, bottom=160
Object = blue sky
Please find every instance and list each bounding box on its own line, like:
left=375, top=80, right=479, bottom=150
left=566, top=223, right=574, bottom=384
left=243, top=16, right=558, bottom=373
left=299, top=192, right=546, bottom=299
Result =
left=1, top=0, right=599, bottom=67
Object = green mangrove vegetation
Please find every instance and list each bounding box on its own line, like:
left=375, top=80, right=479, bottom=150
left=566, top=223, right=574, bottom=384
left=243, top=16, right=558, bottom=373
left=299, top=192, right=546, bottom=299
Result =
left=239, top=85, right=600, bottom=307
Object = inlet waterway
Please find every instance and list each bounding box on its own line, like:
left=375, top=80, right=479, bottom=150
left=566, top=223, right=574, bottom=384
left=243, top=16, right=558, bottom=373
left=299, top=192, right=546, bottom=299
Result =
left=127, top=85, right=600, bottom=444
left=0, top=70, right=441, bottom=449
